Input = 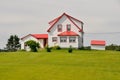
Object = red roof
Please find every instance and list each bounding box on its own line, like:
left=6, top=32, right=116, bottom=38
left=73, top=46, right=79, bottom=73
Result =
left=47, top=13, right=83, bottom=32
left=58, top=31, right=79, bottom=36
left=31, top=34, right=48, bottom=39
left=21, top=34, right=48, bottom=40
left=91, top=40, right=106, bottom=46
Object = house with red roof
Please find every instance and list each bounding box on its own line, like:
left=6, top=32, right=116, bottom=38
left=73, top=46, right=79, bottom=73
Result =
left=91, top=40, right=106, bottom=50
left=21, top=13, right=84, bottom=50
left=21, top=34, right=48, bottom=51
left=47, top=13, right=84, bottom=48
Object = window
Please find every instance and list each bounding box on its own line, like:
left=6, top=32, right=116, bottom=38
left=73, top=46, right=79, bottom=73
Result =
left=67, top=24, right=71, bottom=31
left=60, top=37, right=67, bottom=43
left=52, top=37, right=57, bottom=42
left=69, top=37, right=76, bottom=43
left=57, top=24, right=62, bottom=32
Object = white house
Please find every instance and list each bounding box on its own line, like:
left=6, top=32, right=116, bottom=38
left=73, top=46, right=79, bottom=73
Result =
left=47, top=13, right=84, bottom=48
left=91, top=40, right=106, bottom=50
left=21, top=34, right=48, bottom=51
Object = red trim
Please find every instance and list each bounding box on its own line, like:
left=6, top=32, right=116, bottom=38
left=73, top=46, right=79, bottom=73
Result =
left=21, top=34, right=31, bottom=40
left=49, top=16, right=60, bottom=25
left=47, top=13, right=64, bottom=32
left=91, top=40, right=106, bottom=46
left=31, top=34, right=48, bottom=39
left=58, top=31, right=79, bottom=36
left=66, top=15, right=81, bottom=31
left=21, top=34, right=48, bottom=40
left=65, top=13, right=83, bottom=24
left=47, top=13, right=84, bottom=32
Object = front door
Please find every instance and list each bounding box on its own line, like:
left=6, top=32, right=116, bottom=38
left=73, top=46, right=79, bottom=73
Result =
left=43, top=39, right=47, bottom=47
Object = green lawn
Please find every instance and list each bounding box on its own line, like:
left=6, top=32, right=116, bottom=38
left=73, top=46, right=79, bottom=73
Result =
left=0, top=50, right=120, bottom=80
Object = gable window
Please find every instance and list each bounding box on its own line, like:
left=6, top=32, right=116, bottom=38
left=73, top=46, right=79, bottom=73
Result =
left=67, top=24, right=71, bottom=31
left=60, top=37, right=67, bottom=43
left=52, top=37, right=57, bottom=42
left=57, top=24, right=62, bottom=32
left=69, top=37, right=76, bottom=43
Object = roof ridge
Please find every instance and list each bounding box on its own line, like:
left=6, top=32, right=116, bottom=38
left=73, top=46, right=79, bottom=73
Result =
left=47, top=13, right=83, bottom=32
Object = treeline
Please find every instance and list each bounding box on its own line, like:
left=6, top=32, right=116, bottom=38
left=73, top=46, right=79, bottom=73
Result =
left=0, top=49, right=8, bottom=52
left=105, top=44, right=120, bottom=51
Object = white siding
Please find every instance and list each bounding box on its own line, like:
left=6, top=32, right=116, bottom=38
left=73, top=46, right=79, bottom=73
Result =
left=59, top=36, right=79, bottom=48
left=71, top=18, right=83, bottom=29
left=21, top=35, right=38, bottom=50
left=48, top=15, right=83, bottom=48
left=21, top=35, right=44, bottom=50
left=38, top=39, right=44, bottom=48
left=91, top=45, right=105, bottom=50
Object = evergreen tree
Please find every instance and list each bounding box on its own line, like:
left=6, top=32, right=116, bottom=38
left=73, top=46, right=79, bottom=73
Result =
left=6, top=35, right=21, bottom=51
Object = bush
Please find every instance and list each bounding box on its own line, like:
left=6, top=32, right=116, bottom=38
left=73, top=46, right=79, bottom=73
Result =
left=78, top=46, right=91, bottom=50
left=68, top=45, right=73, bottom=53
left=46, top=45, right=52, bottom=52
left=55, top=46, right=61, bottom=50
left=105, top=44, right=120, bottom=51
left=115, top=46, right=120, bottom=51
left=25, top=40, right=40, bottom=52
left=78, top=47, right=85, bottom=50
left=52, top=46, right=61, bottom=50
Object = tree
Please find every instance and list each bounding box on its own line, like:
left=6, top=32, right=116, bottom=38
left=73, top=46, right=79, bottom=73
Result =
left=25, top=40, right=40, bottom=52
left=6, top=35, right=21, bottom=51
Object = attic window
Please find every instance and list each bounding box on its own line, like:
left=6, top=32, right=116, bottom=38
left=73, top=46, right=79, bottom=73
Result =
left=67, top=24, right=71, bottom=31
left=57, top=24, right=62, bottom=32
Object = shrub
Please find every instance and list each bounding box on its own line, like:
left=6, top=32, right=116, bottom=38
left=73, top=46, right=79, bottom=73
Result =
left=46, top=45, right=51, bottom=52
left=25, top=40, right=40, bottom=52
left=78, top=46, right=91, bottom=50
left=105, top=44, right=120, bottom=51
left=56, top=46, right=61, bottom=50
left=115, top=46, right=120, bottom=51
left=68, top=45, right=73, bottom=53
left=78, top=47, right=85, bottom=50
left=52, top=46, right=61, bottom=50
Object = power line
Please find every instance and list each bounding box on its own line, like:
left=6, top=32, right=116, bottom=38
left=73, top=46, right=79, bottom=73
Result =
left=85, top=32, right=120, bottom=34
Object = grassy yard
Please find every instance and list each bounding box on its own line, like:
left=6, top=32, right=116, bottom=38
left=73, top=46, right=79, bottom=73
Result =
left=0, top=50, right=120, bottom=80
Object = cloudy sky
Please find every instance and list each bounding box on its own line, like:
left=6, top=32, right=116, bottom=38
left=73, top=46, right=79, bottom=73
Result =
left=0, top=0, right=120, bottom=49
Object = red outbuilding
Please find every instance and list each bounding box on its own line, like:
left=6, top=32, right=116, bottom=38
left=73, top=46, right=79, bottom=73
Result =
left=91, top=40, right=106, bottom=50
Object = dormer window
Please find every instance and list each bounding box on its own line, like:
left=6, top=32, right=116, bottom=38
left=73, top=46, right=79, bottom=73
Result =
left=57, top=24, right=62, bottom=32
left=67, top=24, right=71, bottom=31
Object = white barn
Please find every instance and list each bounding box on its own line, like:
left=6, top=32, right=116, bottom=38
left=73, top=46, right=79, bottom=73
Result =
left=21, top=34, right=48, bottom=51
left=91, top=40, right=106, bottom=50
left=47, top=13, right=84, bottom=48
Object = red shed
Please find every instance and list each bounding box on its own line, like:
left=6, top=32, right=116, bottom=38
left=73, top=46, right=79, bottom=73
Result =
left=91, top=40, right=106, bottom=50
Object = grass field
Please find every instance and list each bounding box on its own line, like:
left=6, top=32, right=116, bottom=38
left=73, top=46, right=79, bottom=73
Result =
left=0, top=50, right=120, bottom=80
